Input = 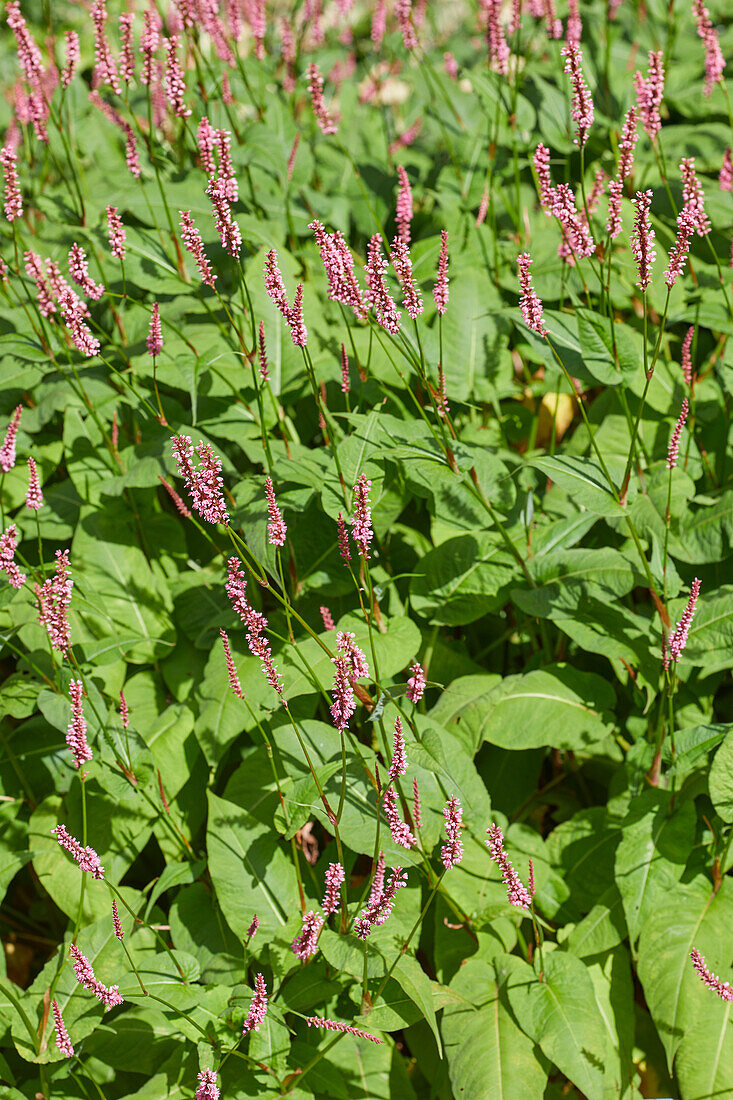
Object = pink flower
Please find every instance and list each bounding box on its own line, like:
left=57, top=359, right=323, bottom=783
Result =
left=630, top=190, right=655, bottom=291
left=243, top=973, right=268, bottom=1032
left=395, top=165, right=413, bottom=245
left=337, top=513, right=351, bottom=564
left=124, top=128, right=141, bottom=179
left=606, top=179, right=624, bottom=239
left=25, top=456, right=42, bottom=511
left=171, top=436, right=229, bottom=526
left=1, top=144, right=22, bottom=222
left=355, top=865, right=407, bottom=938
left=306, top=1016, right=383, bottom=1043
left=106, top=206, right=126, bottom=261
left=36, top=550, right=73, bottom=654
left=389, top=119, right=422, bottom=155
left=0, top=405, right=22, bottom=472
left=69, top=943, right=122, bottom=1009
left=667, top=578, right=701, bottom=665
left=441, top=797, right=464, bottom=869
left=406, top=662, right=426, bottom=703
left=693, top=0, right=725, bottom=97
left=551, top=183, right=595, bottom=262
left=371, top=0, right=387, bottom=47
left=258, top=321, right=269, bottom=381
left=634, top=51, right=664, bottom=140
left=517, top=253, right=547, bottom=336
left=112, top=898, right=124, bottom=940
left=59, top=290, right=101, bottom=358
left=69, top=244, right=104, bottom=301
left=247, top=914, right=260, bottom=939
left=383, top=786, right=416, bottom=849
left=67, top=680, right=92, bottom=769
left=52, top=1001, right=74, bottom=1058
left=365, top=235, right=401, bottom=334
left=413, top=776, right=422, bottom=829
left=681, top=326, right=694, bottom=386
left=534, top=143, right=555, bottom=214
left=389, top=716, right=407, bottom=781
left=561, top=42, right=594, bottom=147
left=664, top=208, right=696, bottom=290
left=288, top=284, right=308, bottom=347
left=195, top=1069, right=220, bottom=1100
left=444, top=51, right=459, bottom=80
left=158, top=475, right=191, bottom=517
left=681, top=158, right=711, bottom=236
left=25, top=251, right=55, bottom=318
left=62, top=30, right=80, bottom=88
left=220, top=629, right=244, bottom=699
left=265, top=477, right=287, bottom=547
left=119, top=14, right=135, bottom=84
left=140, top=7, right=160, bottom=85
left=225, top=558, right=285, bottom=701
left=485, top=0, right=509, bottom=73
left=264, top=249, right=290, bottom=318
left=180, top=211, right=217, bottom=288
left=618, top=106, right=639, bottom=180
left=322, top=862, right=345, bottom=915
left=720, top=149, right=733, bottom=191
left=214, top=129, right=238, bottom=203
left=690, top=948, right=733, bottom=1000
left=320, top=606, right=335, bottom=631
left=308, top=62, right=338, bottom=134
left=0, top=525, right=25, bottom=589
left=434, top=230, right=449, bottom=314
left=197, top=117, right=216, bottom=175
left=351, top=474, right=373, bottom=557
left=391, top=237, right=423, bottom=319
left=207, top=177, right=241, bottom=257
left=53, top=824, right=104, bottom=879
left=340, top=344, right=350, bottom=394
left=147, top=303, right=163, bottom=357
left=566, top=0, right=582, bottom=44
left=292, top=910, right=323, bottom=960
left=164, top=34, right=190, bottom=118
left=309, top=221, right=367, bottom=319
left=337, top=630, right=369, bottom=679
left=486, top=824, right=532, bottom=909
left=91, top=0, right=121, bottom=95
left=120, top=690, right=129, bottom=730
left=330, top=652, right=356, bottom=732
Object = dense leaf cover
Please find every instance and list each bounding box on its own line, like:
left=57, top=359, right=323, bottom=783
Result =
left=1, top=1, right=733, bottom=1098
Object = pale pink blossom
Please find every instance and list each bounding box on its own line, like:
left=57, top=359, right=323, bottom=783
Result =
left=322, top=862, right=345, bottom=915
left=171, top=436, right=229, bottom=526
left=308, top=63, right=338, bottom=134
left=52, top=1001, right=74, bottom=1057
left=265, top=477, right=287, bottom=546
left=292, top=911, right=323, bottom=960
left=561, top=42, right=594, bottom=147
left=486, top=824, right=532, bottom=909
left=693, top=0, right=725, bottom=97
left=195, top=1069, right=220, bottom=1100
left=242, top=973, right=268, bottom=1032
left=67, top=680, right=92, bottom=769
left=383, top=786, right=416, bottom=849
left=26, top=456, right=42, bottom=510
left=180, top=211, right=217, bottom=288
left=0, top=525, right=25, bottom=589
left=306, top=1016, right=382, bottom=1042
left=147, top=303, right=163, bottom=357
left=220, top=629, right=244, bottom=699
left=106, top=206, right=126, bottom=261
left=69, top=943, right=122, bottom=1009
left=406, top=662, right=426, bottom=703
left=681, top=326, right=694, bottom=386
left=36, top=550, right=73, bottom=654
left=395, top=166, right=413, bottom=245
left=389, top=716, right=407, bottom=781
left=68, top=244, right=104, bottom=301
left=365, top=235, right=401, bottom=334
left=351, top=474, right=373, bottom=557
left=391, top=237, right=423, bottom=319
left=690, top=948, right=733, bottom=1000
left=355, top=865, right=407, bottom=938
left=634, top=51, right=664, bottom=140
left=667, top=578, right=701, bottom=665
left=630, top=190, right=655, bottom=290
left=1, top=145, right=22, bottom=222
left=62, top=31, right=80, bottom=88
left=0, top=405, right=22, bottom=471
left=53, top=824, right=104, bottom=879
left=517, top=253, right=547, bottom=336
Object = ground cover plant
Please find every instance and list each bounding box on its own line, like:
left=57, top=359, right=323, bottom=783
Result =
left=3, top=0, right=733, bottom=1097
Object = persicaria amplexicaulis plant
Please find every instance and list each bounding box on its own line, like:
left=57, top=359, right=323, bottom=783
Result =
left=3, top=3, right=733, bottom=1098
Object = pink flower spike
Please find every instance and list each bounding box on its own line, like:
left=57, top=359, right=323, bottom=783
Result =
left=180, top=211, right=217, bottom=288
left=147, top=303, right=163, bottom=358
left=158, top=475, right=191, bottom=518
left=243, top=973, right=268, bottom=1032
left=337, top=630, right=369, bottom=679
left=413, top=777, right=422, bottom=829
left=337, top=513, right=351, bottom=565
left=106, top=206, right=126, bottom=261
left=112, top=899, right=124, bottom=941
left=288, top=284, right=308, bottom=347
left=52, top=1001, right=74, bottom=1058
left=720, top=149, right=733, bottom=192
left=195, top=1069, right=220, bottom=1100
left=395, top=166, right=413, bottom=245
left=534, top=144, right=555, bottom=215
left=606, top=179, right=624, bottom=239
left=258, top=321, right=269, bottom=381
left=682, top=326, right=694, bottom=386
left=434, top=230, right=449, bottom=314
left=265, top=477, right=287, bottom=547
left=528, top=858, right=535, bottom=899
left=693, top=0, right=725, bottom=97
left=441, top=797, right=464, bottom=869
left=68, top=244, right=104, bottom=301
left=668, top=578, right=701, bottom=664
left=355, top=865, right=407, bottom=939
left=69, top=943, right=122, bottom=1009
left=340, top=343, right=350, bottom=394
left=486, top=823, right=532, bottom=909
left=630, top=190, right=656, bottom=291
left=320, top=606, right=335, bottom=631
left=634, top=51, right=665, bottom=141
left=383, top=786, right=416, bottom=849
left=35, top=550, right=73, bottom=654
left=517, top=253, right=547, bottom=336
left=0, top=405, right=22, bottom=472
left=618, top=105, right=639, bottom=180
left=681, top=157, right=711, bottom=236
left=26, top=457, right=43, bottom=511
left=330, top=652, right=356, bottom=732
left=171, top=436, right=229, bottom=526
left=389, top=716, right=407, bottom=781
left=119, top=14, right=135, bottom=84
left=690, top=948, right=733, bottom=1000
left=53, top=824, right=104, bottom=879
left=1, top=145, right=22, bottom=223
left=220, top=629, right=244, bottom=699
left=485, top=0, right=509, bottom=74
left=164, top=34, right=191, bottom=119
left=322, top=861, right=345, bottom=915
left=664, top=208, right=695, bottom=290
left=351, top=474, right=373, bottom=558
left=391, top=237, right=423, bottom=319
left=306, top=1016, right=383, bottom=1043
left=62, top=30, right=80, bottom=88
left=246, top=915, right=259, bottom=939
left=308, top=62, right=338, bottom=135
left=0, top=525, right=26, bottom=589
left=365, top=235, right=401, bottom=334
left=264, top=249, right=290, bottom=318
left=406, top=662, right=426, bottom=704
left=292, top=910, right=323, bottom=960
left=67, top=680, right=92, bottom=769
left=120, top=689, right=129, bottom=730
left=561, top=42, right=594, bottom=147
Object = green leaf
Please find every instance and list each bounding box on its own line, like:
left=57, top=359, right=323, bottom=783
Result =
left=528, top=456, right=622, bottom=516
left=709, top=730, right=733, bottom=822
left=390, top=956, right=442, bottom=1057
left=410, top=534, right=518, bottom=626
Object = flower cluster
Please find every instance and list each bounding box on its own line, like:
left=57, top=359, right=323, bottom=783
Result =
left=69, top=943, right=123, bottom=1010
left=53, top=824, right=104, bottom=879
left=226, top=558, right=285, bottom=701
left=355, top=861, right=408, bottom=939
left=292, top=910, right=324, bottom=960
left=171, top=435, right=229, bottom=526
left=306, top=1017, right=383, bottom=1043
left=242, top=973, right=268, bottom=1032
left=0, top=525, right=25, bottom=590
left=66, top=680, right=92, bottom=770
left=35, top=550, right=73, bottom=655
left=486, top=824, right=532, bottom=909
